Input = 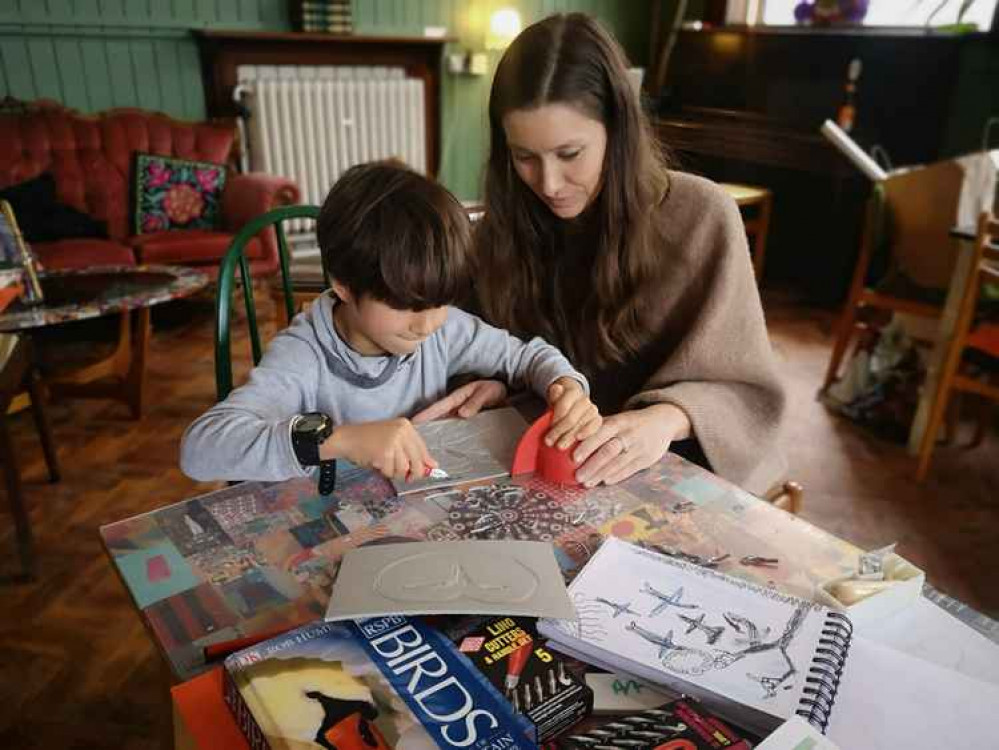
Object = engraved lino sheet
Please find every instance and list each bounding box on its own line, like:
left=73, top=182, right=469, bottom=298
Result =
left=392, top=407, right=528, bottom=495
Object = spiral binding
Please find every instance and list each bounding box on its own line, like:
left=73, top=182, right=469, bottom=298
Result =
left=796, top=611, right=853, bottom=732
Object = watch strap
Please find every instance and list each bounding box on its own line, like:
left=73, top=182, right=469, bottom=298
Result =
left=318, top=460, right=337, bottom=495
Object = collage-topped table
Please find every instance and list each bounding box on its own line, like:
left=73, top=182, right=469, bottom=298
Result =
left=0, top=264, right=207, bottom=332
left=101, top=454, right=862, bottom=682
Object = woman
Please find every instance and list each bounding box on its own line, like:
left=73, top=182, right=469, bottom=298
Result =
left=416, top=13, right=786, bottom=495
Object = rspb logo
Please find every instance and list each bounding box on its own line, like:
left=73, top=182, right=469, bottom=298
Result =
left=358, top=616, right=407, bottom=638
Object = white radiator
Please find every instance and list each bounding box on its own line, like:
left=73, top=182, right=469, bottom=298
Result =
left=236, top=65, right=428, bottom=236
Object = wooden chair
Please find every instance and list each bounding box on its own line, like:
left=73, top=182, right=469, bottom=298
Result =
left=822, top=161, right=965, bottom=393
left=215, top=204, right=320, bottom=401
left=0, top=334, right=59, bottom=579
left=916, top=212, right=999, bottom=480
left=721, top=183, right=772, bottom=284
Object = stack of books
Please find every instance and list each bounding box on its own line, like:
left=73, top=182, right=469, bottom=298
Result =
left=291, top=0, right=353, bottom=34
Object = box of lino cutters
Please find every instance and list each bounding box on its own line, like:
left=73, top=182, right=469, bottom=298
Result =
left=448, top=615, right=593, bottom=742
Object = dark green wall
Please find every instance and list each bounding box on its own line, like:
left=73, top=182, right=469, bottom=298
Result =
left=0, top=0, right=654, bottom=200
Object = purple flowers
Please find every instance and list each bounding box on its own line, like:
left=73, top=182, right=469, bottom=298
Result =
left=794, top=0, right=869, bottom=25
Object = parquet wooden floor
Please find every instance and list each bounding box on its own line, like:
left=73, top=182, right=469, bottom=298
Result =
left=0, top=289, right=996, bottom=749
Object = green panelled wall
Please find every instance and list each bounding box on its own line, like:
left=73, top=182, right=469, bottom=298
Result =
left=0, top=0, right=654, bottom=199
left=0, top=0, right=289, bottom=118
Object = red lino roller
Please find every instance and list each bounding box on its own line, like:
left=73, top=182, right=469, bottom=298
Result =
left=511, top=410, right=581, bottom=487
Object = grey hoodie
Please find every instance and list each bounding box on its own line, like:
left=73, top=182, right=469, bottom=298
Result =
left=180, top=293, right=587, bottom=482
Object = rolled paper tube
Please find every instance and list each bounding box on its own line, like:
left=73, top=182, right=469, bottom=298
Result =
left=820, top=119, right=888, bottom=182
left=829, top=578, right=896, bottom=606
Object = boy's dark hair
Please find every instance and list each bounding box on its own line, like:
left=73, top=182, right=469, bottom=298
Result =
left=317, top=161, right=472, bottom=310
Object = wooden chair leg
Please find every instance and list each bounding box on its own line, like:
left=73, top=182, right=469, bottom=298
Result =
left=917, top=365, right=960, bottom=481
left=0, top=418, right=35, bottom=580
left=764, top=480, right=803, bottom=515
left=25, top=369, right=59, bottom=483
left=124, top=308, right=150, bottom=420
left=752, top=193, right=772, bottom=284
left=822, top=304, right=861, bottom=392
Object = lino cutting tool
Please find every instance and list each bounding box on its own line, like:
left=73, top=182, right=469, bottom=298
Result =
left=740, top=555, right=779, bottom=568
left=504, top=639, right=533, bottom=694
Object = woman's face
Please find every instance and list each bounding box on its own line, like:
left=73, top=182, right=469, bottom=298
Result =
left=502, top=103, right=607, bottom=220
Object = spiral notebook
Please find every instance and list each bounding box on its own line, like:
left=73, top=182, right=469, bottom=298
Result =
left=537, top=538, right=852, bottom=737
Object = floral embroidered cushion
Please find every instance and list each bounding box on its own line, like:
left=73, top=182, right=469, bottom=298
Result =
left=133, top=154, right=227, bottom=234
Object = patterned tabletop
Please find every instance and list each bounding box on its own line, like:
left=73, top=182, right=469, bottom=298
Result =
left=100, top=454, right=865, bottom=682
left=0, top=264, right=209, bottom=332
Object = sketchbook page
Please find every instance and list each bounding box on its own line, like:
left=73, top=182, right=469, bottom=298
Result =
left=826, top=636, right=999, bottom=749
left=539, top=538, right=831, bottom=730
left=865, top=596, right=999, bottom=687
left=392, top=407, right=528, bottom=495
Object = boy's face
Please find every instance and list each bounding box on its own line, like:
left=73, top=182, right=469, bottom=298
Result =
left=332, top=282, right=448, bottom=356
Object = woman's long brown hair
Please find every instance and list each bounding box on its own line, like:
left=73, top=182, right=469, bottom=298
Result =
left=475, top=12, right=671, bottom=369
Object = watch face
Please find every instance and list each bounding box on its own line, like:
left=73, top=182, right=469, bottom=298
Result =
left=296, top=413, right=329, bottom=433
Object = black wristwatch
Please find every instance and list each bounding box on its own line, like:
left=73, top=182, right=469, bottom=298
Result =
left=291, top=412, right=336, bottom=495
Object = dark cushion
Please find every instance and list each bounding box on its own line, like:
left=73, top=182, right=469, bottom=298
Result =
left=0, top=173, right=109, bottom=243
left=133, top=153, right=227, bottom=235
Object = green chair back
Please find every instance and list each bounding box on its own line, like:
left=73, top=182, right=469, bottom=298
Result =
left=215, top=204, right=321, bottom=402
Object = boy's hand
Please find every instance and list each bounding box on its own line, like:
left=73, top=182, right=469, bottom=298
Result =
left=411, top=380, right=508, bottom=423
left=545, top=377, right=602, bottom=450
left=322, top=418, right=437, bottom=481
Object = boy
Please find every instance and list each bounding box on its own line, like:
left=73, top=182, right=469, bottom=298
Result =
left=181, top=162, right=600, bottom=487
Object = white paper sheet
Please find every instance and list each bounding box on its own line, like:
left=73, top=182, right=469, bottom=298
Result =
left=827, top=636, right=999, bottom=749
left=865, top=596, right=999, bottom=688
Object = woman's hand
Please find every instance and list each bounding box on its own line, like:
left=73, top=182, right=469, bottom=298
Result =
left=411, top=380, right=508, bottom=424
left=545, top=377, right=602, bottom=449
left=573, top=403, right=691, bottom=487
left=322, top=418, right=436, bottom=481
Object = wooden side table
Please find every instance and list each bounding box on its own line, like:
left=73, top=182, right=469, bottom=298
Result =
left=0, top=265, right=208, bottom=419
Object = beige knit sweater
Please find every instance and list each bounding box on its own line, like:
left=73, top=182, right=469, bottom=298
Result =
left=614, top=171, right=788, bottom=495
left=477, top=171, right=788, bottom=494
left=525, top=171, right=788, bottom=495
